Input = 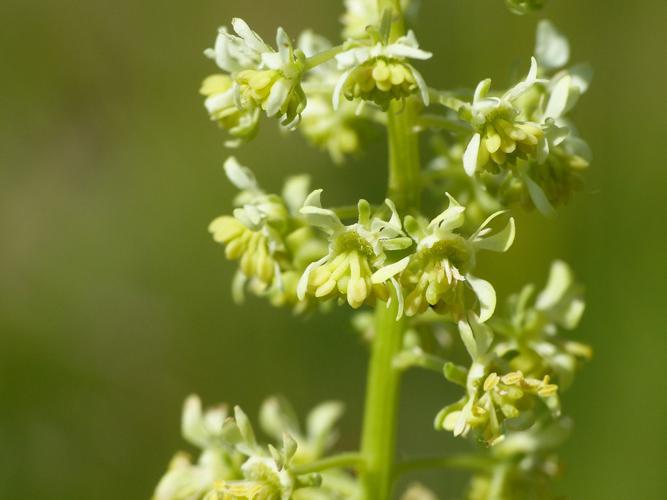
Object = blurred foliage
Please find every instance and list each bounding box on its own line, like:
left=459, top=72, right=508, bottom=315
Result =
left=1, top=0, right=666, bottom=498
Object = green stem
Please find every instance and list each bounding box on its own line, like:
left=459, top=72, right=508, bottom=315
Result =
left=304, top=44, right=346, bottom=71
left=360, top=296, right=406, bottom=500
left=386, top=99, right=421, bottom=212
left=393, top=347, right=447, bottom=373
left=291, top=452, right=364, bottom=475
left=357, top=3, right=423, bottom=499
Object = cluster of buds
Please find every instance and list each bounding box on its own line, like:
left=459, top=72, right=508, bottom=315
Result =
left=460, top=57, right=550, bottom=178
left=201, top=10, right=433, bottom=158
left=297, top=192, right=412, bottom=310
left=297, top=31, right=370, bottom=163
left=490, top=260, right=591, bottom=388
left=209, top=157, right=328, bottom=310
left=341, top=0, right=413, bottom=39
left=202, top=19, right=309, bottom=146
left=154, top=395, right=356, bottom=500
left=440, top=369, right=559, bottom=446
left=293, top=192, right=514, bottom=319
left=426, top=21, right=591, bottom=216
left=432, top=261, right=589, bottom=450
left=401, top=195, right=515, bottom=318
left=334, top=29, right=431, bottom=109
left=467, top=418, right=570, bottom=500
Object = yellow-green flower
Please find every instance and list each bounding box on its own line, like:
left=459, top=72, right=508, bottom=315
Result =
left=210, top=216, right=278, bottom=287
left=296, top=31, right=368, bottom=163
left=200, top=74, right=260, bottom=146
left=204, top=19, right=308, bottom=128
left=401, top=195, right=515, bottom=319
left=297, top=192, right=412, bottom=311
left=340, top=57, right=422, bottom=108
left=334, top=31, right=431, bottom=109
left=209, top=158, right=329, bottom=305
left=441, top=369, right=558, bottom=446
left=300, top=96, right=362, bottom=163
left=461, top=58, right=548, bottom=177
left=207, top=455, right=292, bottom=500
left=490, top=260, right=591, bottom=388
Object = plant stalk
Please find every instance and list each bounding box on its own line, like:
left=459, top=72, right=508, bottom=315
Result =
left=359, top=3, right=422, bottom=497
left=360, top=295, right=406, bottom=500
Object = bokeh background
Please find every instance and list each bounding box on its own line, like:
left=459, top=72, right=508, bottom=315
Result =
left=2, top=0, right=666, bottom=498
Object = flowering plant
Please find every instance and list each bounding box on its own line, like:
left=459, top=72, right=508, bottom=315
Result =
left=156, top=1, right=592, bottom=498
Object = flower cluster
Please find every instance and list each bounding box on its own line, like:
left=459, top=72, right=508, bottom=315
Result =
left=202, top=19, right=309, bottom=145
left=163, top=4, right=595, bottom=499
left=460, top=58, right=548, bottom=177
left=401, top=196, right=515, bottom=318
left=294, top=193, right=514, bottom=319
left=426, top=21, right=591, bottom=215
left=297, top=192, right=411, bottom=311
left=201, top=10, right=432, bottom=159
left=490, top=260, right=591, bottom=388
left=154, top=395, right=356, bottom=500
left=466, top=418, right=570, bottom=500
left=334, top=29, right=431, bottom=109
left=297, top=31, right=372, bottom=163
left=209, top=157, right=327, bottom=310
left=340, top=0, right=413, bottom=39
left=432, top=262, right=588, bottom=448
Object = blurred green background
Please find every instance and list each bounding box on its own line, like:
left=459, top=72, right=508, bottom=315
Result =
left=1, top=0, right=666, bottom=498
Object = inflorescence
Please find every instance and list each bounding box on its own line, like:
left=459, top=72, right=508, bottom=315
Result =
left=156, top=1, right=592, bottom=498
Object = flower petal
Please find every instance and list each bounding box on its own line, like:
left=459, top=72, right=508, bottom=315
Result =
left=458, top=319, right=478, bottom=360
left=406, top=63, right=430, bottom=105
left=535, top=20, right=570, bottom=70
left=473, top=217, right=516, bottom=252
left=332, top=68, right=353, bottom=110
left=536, top=260, right=573, bottom=310
left=473, top=79, right=492, bottom=104
left=390, top=276, right=404, bottom=320
left=545, top=75, right=571, bottom=120
left=296, top=255, right=329, bottom=300
left=522, top=172, right=556, bottom=216
left=265, top=78, right=290, bottom=117
left=467, top=275, right=497, bottom=322
left=463, top=134, right=481, bottom=176
left=371, top=256, right=410, bottom=284
left=224, top=156, right=258, bottom=191
left=301, top=206, right=344, bottom=233
left=429, top=193, right=466, bottom=232
left=231, top=18, right=268, bottom=53
left=275, top=27, right=291, bottom=63
left=282, top=175, right=310, bottom=214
